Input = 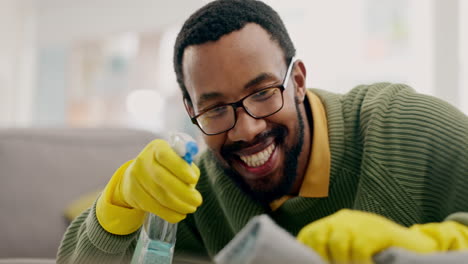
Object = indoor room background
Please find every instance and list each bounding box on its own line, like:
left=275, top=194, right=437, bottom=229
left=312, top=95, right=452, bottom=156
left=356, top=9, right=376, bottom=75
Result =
left=1, top=0, right=467, bottom=142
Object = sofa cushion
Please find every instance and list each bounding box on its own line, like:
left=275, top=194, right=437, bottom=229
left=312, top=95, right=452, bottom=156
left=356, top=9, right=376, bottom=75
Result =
left=0, top=128, right=157, bottom=258
left=63, top=190, right=101, bottom=222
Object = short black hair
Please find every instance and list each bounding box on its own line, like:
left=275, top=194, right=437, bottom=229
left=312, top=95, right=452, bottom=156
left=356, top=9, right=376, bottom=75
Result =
left=173, top=0, right=296, bottom=105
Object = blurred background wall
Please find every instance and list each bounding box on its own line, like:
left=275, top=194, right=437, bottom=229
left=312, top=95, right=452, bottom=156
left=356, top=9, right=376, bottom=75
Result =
left=0, top=0, right=467, bottom=138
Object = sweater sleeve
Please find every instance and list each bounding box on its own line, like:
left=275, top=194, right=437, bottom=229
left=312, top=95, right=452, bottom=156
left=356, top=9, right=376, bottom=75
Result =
left=57, top=203, right=209, bottom=263
left=355, top=83, right=468, bottom=224
left=174, top=213, right=210, bottom=258
left=445, top=212, right=468, bottom=226
left=56, top=202, right=138, bottom=264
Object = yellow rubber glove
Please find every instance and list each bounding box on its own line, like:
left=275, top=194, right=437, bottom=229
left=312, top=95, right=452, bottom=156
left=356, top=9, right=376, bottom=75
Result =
left=410, top=221, right=468, bottom=251
left=297, top=209, right=438, bottom=264
left=96, top=139, right=202, bottom=235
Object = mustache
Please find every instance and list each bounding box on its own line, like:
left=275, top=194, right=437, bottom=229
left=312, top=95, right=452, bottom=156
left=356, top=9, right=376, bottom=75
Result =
left=221, top=125, right=288, bottom=155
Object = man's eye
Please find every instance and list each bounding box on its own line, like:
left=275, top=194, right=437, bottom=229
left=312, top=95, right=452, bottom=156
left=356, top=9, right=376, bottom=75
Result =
left=250, top=88, right=276, bottom=101
left=204, top=105, right=229, bottom=118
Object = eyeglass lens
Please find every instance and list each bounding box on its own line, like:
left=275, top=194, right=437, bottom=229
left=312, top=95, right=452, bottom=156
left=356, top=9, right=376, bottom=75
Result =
left=197, top=87, right=283, bottom=135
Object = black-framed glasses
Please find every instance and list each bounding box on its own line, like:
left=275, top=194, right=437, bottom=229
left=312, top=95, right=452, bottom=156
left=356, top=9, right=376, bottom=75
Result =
left=190, top=57, right=296, bottom=135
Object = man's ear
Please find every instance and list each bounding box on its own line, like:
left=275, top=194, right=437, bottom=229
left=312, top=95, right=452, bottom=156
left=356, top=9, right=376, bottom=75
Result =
left=293, top=60, right=307, bottom=104
left=183, top=97, right=195, bottom=117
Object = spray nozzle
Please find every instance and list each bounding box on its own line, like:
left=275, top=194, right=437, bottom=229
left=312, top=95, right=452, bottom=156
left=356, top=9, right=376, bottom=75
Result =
left=170, top=132, right=198, bottom=164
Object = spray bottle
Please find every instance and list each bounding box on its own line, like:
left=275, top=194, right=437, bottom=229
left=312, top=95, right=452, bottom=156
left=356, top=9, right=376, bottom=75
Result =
left=131, top=132, right=199, bottom=264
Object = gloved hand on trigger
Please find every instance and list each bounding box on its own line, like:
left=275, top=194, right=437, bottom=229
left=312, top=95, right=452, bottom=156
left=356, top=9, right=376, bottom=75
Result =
left=297, top=209, right=468, bottom=264
left=96, top=139, right=202, bottom=235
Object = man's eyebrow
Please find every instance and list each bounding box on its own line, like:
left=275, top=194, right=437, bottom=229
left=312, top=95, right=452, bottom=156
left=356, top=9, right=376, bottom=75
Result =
left=243, top=72, right=277, bottom=90
left=196, top=72, right=277, bottom=109
left=197, top=92, right=223, bottom=109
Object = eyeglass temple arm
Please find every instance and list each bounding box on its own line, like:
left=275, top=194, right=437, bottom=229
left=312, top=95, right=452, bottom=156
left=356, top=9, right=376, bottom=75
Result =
left=282, top=56, right=296, bottom=88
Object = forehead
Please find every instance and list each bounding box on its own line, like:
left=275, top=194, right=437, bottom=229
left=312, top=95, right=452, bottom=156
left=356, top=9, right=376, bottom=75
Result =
left=182, top=23, right=285, bottom=107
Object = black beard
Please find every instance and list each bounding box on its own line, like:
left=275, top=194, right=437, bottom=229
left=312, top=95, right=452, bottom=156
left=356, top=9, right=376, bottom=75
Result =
left=218, top=99, right=305, bottom=206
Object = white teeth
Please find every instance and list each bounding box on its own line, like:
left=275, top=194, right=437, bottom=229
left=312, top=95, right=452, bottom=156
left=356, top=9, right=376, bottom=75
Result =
left=239, top=143, right=275, bottom=167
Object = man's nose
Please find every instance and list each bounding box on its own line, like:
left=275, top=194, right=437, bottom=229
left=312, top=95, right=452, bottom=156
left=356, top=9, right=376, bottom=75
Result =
left=227, top=107, right=267, bottom=143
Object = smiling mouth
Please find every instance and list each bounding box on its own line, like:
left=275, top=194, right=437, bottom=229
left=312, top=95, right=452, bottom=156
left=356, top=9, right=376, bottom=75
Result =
left=238, top=143, right=276, bottom=167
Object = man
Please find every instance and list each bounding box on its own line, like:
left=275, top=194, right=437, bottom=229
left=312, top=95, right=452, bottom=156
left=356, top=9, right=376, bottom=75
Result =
left=58, top=0, right=468, bottom=263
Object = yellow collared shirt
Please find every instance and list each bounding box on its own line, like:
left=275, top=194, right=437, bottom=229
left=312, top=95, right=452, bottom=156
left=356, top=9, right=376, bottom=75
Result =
left=270, top=90, right=331, bottom=211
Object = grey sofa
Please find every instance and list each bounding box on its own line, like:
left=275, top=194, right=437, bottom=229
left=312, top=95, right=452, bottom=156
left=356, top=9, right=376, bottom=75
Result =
left=0, top=127, right=157, bottom=260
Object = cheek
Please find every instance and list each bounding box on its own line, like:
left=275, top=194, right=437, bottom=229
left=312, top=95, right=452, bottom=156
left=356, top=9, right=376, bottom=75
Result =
left=203, top=134, right=225, bottom=153
left=270, top=97, right=298, bottom=128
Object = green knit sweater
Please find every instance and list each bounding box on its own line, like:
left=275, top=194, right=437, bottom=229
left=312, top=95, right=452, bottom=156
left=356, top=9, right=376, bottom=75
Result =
left=57, top=83, right=468, bottom=263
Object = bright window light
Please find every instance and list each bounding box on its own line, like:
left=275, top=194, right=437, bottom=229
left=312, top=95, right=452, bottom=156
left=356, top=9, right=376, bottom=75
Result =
left=126, top=89, right=165, bottom=122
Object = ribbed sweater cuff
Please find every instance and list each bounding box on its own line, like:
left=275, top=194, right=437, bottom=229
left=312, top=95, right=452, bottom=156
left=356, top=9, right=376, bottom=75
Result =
left=86, top=202, right=139, bottom=254
left=444, top=212, right=468, bottom=226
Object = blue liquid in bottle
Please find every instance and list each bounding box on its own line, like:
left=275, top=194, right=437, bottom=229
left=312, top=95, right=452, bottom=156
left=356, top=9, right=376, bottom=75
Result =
left=132, top=214, right=177, bottom=264
left=146, top=241, right=172, bottom=262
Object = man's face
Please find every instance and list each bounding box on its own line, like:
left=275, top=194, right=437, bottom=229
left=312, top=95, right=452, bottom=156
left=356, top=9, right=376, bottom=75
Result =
left=182, top=23, right=309, bottom=203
